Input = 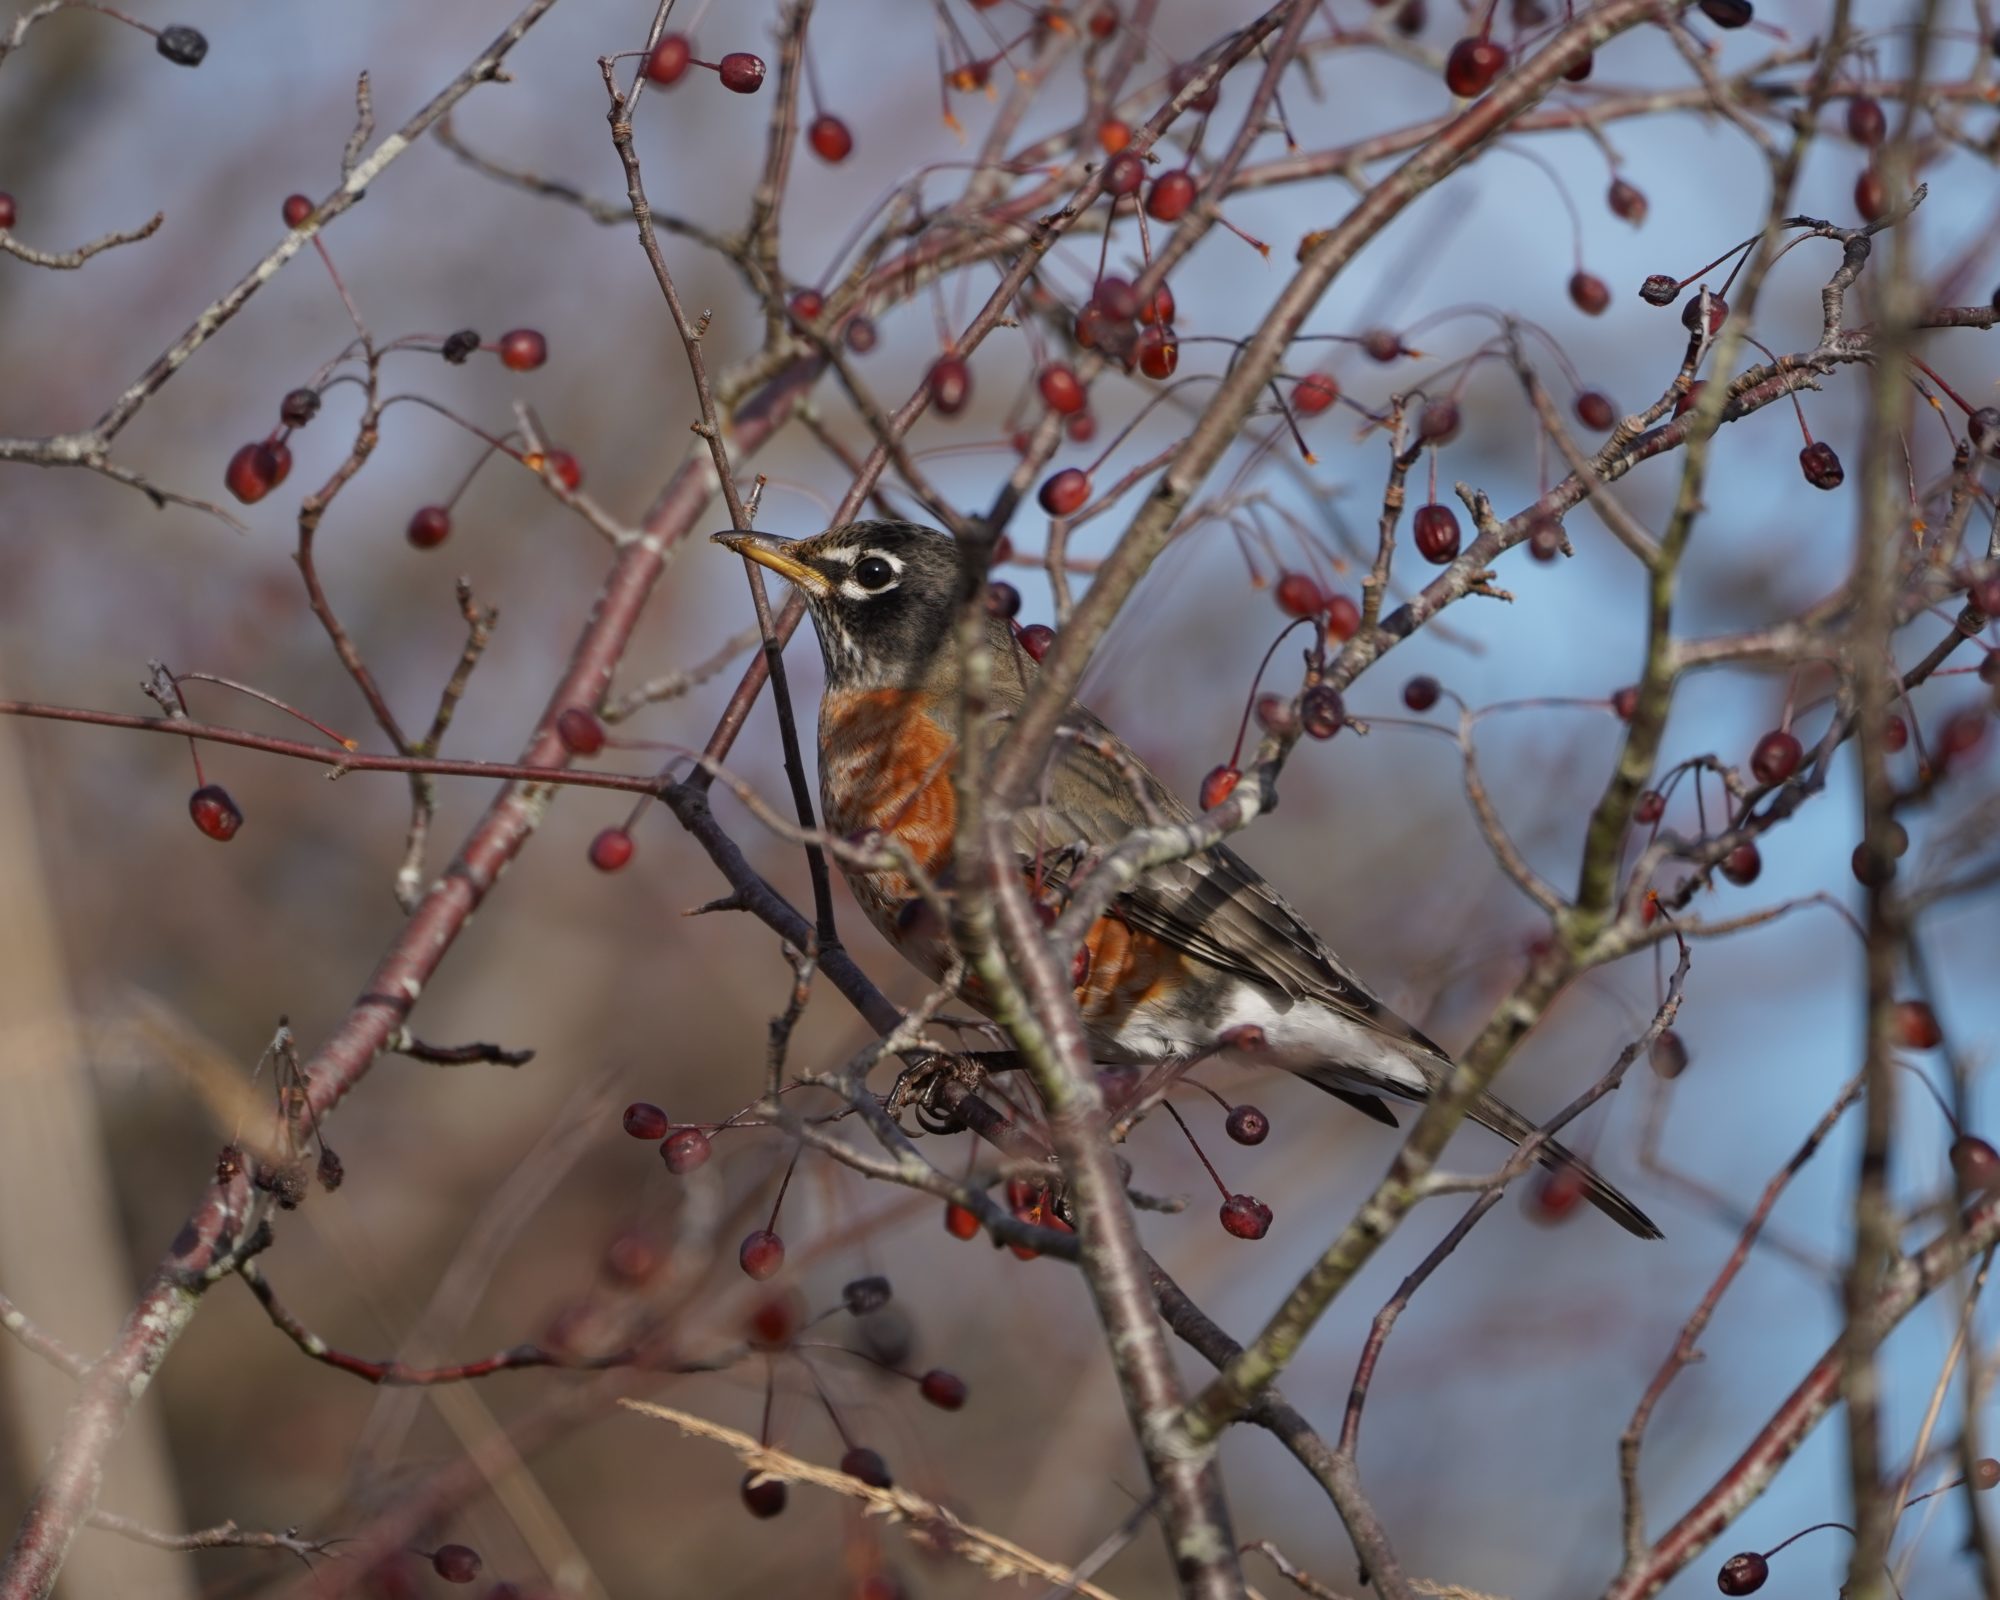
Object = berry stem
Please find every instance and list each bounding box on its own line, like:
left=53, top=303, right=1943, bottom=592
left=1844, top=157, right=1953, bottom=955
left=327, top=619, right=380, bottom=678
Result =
left=1163, top=1102, right=1232, bottom=1201
left=174, top=674, right=359, bottom=750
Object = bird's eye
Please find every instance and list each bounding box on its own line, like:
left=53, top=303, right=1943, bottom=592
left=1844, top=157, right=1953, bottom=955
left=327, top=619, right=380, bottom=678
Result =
left=852, top=555, right=896, bottom=591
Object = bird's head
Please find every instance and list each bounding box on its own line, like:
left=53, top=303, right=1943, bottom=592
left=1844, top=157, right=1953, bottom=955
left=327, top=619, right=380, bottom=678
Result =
left=713, top=520, right=967, bottom=690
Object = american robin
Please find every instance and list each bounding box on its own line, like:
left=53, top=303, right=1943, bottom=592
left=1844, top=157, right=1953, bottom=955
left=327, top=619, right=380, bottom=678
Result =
left=715, top=520, right=1660, bottom=1239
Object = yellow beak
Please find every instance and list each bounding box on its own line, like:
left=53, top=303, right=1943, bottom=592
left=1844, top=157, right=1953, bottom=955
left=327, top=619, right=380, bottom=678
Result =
left=712, top=531, right=830, bottom=596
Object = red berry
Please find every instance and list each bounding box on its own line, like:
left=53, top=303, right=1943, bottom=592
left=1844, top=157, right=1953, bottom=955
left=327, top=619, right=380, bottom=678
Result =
left=1136, top=326, right=1179, bottom=380
left=718, top=52, right=766, bottom=93
left=1293, top=373, right=1339, bottom=415
left=1301, top=685, right=1344, bottom=739
left=1361, top=327, right=1403, bottom=363
left=1403, top=675, right=1440, bottom=712
left=623, top=1102, right=669, bottom=1140
left=1199, top=765, right=1240, bottom=810
left=1225, top=1104, right=1269, bottom=1145
left=1138, top=283, right=1175, bottom=325
left=1885, top=713, right=1908, bottom=752
left=747, top=1289, right=803, bottom=1350
left=1104, top=151, right=1144, bottom=196
left=1276, top=571, right=1324, bottom=618
left=543, top=449, right=582, bottom=492
left=1607, top=178, right=1648, bottom=224
left=1894, top=999, right=1942, bottom=1050
left=840, top=1447, right=892, bottom=1488
left=1065, top=410, right=1096, bottom=443
left=1720, top=842, right=1762, bottom=885
left=1527, top=1163, right=1586, bottom=1224
left=1168, top=60, right=1220, bottom=112
left=985, top=581, right=1020, bottom=619
left=1087, top=3, right=1118, bottom=37
left=602, top=1229, right=663, bottom=1286
left=1444, top=37, right=1509, bottom=96
left=1649, top=1029, right=1689, bottom=1079
left=188, top=784, right=243, bottom=842
left=0, top=192, right=15, bottom=230
left=1800, top=441, right=1844, bottom=489
left=1417, top=398, right=1460, bottom=443
left=1940, top=706, right=1987, bottom=762
left=740, top=1473, right=787, bottom=1518
left=944, top=1202, right=980, bottom=1240
left=498, top=328, right=547, bottom=371
left=1750, top=728, right=1802, bottom=784
left=1219, top=1194, right=1273, bottom=1239
left=1038, top=364, right=1087, bottom=415
left=224, top=441, right=276, bottom=504
left=1097, top=117, right=1131, bottom=153
left=1716, top=1552, right=1769, bottom=1595
left=1575, top=390, right=1616, bottom=431
left=928, top=354, right=972, bottom=416
left=739, top=1228, right=785, bottom=1280
left=1846, top=95, right=1887, bottom=145
left=557, top=707, right=606, bottom=755
left=1681, top=293, right=1729, bottom=335
left=1255, top=694, right=1297, bottom=735
left=1976, top=1458, right=2000, bottom=1489
left=262, top=439, right=292, bottom=490
left=808, top=114, right=853, bottom=162
left=662, top=1126, right=712, bottom=1173
left=1038, top=468, right=1090, bottom=516
left=431, top=1545, right=481, bottom=1584
left=1855, top=166, right=1888, bottom=221
left=1325, top=593, right=1360, bottom=640
left=1569, top=271, right=1611, bottom=316
left=919, top=1369, right=967, bottom=1410
left=1952, top=1135, right=2000, bottom=1193
left=281, top=193, right=313, bottom=227
left=1092, top=274, right=1140, bottom=323
left=644, top=34, right=692, bottom=85
left=1019, top=623, right=1056, bottom=661
left=1635, top=790, right=1665, bottom=824
left=1563, top=49, right=1593, bottom=81
left=1412, top=502, right=1461, bottom=563
left=1676, top=379, right=1707, bottom=417
left=1611, top=685, right=1640, bottom=721
left=589, top=827, right=634, bottom=872
left=406, top=505, right=451, bottom=549
left=1528, top=516, right=1564, bottom=562
left=1698, top=0, right=1753, bottom=24
left=1145, top=169, right=1197, bottom=222
left=845, top=315, right=877, bottom=352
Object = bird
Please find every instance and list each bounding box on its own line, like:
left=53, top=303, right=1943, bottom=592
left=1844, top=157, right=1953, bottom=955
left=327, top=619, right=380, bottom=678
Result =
left=714, top=519, right=1661, bottom=1239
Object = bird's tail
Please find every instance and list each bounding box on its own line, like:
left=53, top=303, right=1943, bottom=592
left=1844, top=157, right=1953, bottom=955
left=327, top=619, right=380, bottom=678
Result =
left=1300, top=1065, right=1662, bottom=1240
left=1464, top=1090, right=1662, bottom=1240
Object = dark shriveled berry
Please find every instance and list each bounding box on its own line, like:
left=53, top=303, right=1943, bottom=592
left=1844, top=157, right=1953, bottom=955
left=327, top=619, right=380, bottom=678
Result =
left=156, top=24, right=208, bottom=65
left=1607, top=177, right=1648, bottom=224
left=441, top=328, right=480, bottom=364
left=1698, top=0, right=1753, bottom=25
left=279, top=387, right=321, bottom=427
left=1301, top=686, right=1345, bottom=739
left=1639, top=273, right=1680, bottom=307
left=1800, top=441, right=1844, bottom=489
left=1716, top=1551, right=1768, bottom=1594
